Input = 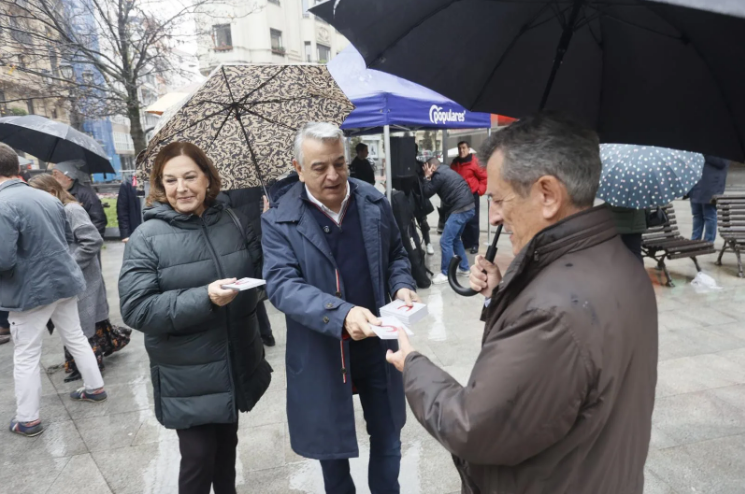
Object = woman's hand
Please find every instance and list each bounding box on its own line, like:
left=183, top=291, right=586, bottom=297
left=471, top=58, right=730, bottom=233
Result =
left=208, top=278, right=240, bottom=307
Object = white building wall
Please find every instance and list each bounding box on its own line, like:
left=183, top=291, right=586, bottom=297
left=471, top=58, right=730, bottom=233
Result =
left=197, top=0, right=349, bottom=74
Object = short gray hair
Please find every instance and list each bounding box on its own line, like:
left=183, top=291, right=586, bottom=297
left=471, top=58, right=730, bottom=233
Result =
left=481, top=111, right=601, bottom=208
left=0, top=143, right=19, bottom=178
left=293, top=122, right=345, bottom=168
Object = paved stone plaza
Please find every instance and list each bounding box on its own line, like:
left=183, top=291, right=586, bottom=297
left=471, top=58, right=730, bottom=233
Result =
left=2, top=199, right=745, bottom=494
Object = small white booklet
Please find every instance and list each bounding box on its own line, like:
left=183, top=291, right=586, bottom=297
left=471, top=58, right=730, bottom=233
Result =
left=379, top=300, right=428, bottom=325
left=221, top=277, right=266, bottom=291
left=370, top=317, right=414, bottom=340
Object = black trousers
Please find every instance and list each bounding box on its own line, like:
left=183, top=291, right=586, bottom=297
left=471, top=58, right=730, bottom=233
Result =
left=461, top=192, right=480, bottom=249
left=416, top=214, right=431, bottom=245
left=0, top=310, right=8, bottom=329
left=256, top=300, right=273, bottom=338
left=176, top=421, right=239, bottom=494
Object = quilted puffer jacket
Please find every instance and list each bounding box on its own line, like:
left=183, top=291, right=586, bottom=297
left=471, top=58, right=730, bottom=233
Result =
left=119, top=201, right=272, bottom=429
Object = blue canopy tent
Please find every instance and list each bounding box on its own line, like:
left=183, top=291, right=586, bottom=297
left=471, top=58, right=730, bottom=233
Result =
left=328, top=46, right=491, bottom=199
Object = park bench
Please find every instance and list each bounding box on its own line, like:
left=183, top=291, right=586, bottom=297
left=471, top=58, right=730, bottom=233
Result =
left=714, top=194, right=745, bottom=278
left=641, top=204, right=716, bottom=287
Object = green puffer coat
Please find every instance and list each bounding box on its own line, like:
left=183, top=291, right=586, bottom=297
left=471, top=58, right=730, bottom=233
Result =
left=606, top=205, right=647, bottom=234
left=118, top=202, right=272, bottom=430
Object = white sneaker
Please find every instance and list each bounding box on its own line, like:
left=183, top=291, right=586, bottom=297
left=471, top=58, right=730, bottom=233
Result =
left=432, top=273, right=449, bottom=285
left=426, top=244, right=435, bottom=255
left=457, top=269, right=470, bottom=277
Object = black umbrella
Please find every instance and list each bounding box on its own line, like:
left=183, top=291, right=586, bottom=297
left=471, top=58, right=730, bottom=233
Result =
left=0, top=115, right=114, bottom=174
left=313, top=0, right=745, bottom=162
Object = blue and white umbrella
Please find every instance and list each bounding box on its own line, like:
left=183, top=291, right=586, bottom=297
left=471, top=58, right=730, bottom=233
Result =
left=598, top=144, right=705, bottom=209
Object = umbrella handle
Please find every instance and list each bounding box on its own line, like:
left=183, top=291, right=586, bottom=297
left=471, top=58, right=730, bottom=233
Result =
left=447, top=225, right=502, bottom=297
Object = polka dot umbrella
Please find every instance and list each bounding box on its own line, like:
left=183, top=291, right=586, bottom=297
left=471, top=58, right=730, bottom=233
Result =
left=597, top=144, right=705, bottom=209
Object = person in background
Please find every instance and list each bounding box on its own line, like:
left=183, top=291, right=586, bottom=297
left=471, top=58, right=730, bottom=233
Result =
left=607, top=205, right=647, bottom=262
left=262, top=123, right=418, bottom=494
left=119, top=142, right=272, bottom=494
left=0, top=143, right=107, bottom=438
left=219, top=186, right=276, bottom=347
left=52, top=160, right=107, bottom=237
left=30, top=175, right=131, bottom=382
left=412, top=148, right=435, bottom=255
left=349, top=142, right=376, bottom=186
left=0, top=155, right=23, bottom=345
left=420, top=157, right=476, bottom=284
left=451, top=141, right=487, bottom=254
left=387, top=112, right=657, bottom=494
left=690, top=155, right=730, bottom=242
left=117, top=175, right=142, bottom=243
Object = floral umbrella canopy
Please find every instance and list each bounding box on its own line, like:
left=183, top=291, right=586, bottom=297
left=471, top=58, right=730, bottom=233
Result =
left=137, top=64, right=354, bottom=190
left=598, top=144, right=705, bottom=209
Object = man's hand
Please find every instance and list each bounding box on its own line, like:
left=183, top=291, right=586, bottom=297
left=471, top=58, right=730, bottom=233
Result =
left=469, top=255, right=503, bottom=297
left=386, top=327, right=415, bottom=372
left=344, top=306, right=380, bottom=341
left=208, top=278, right=240, bottom=307
left=423, top=163, right=434, bottom=179
left=121, top=237, right=129, bottom=243
left=394, top=288, right=421, bottom=307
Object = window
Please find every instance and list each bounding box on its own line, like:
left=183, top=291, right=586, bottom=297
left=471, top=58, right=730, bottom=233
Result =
left=212, top=24, right=232, bottom=51
left=10, top=18, right=32, bottom=45
left=51, top=108, right=58, bottom=119
left=304, top=41, right=312, bottom=62
left=270, top=29, right=284, bottom=54
left=26, top=99, right=34, bottom=115
left=49, top=48, right=58, bottom=77
left=317, top=44, right=330, bottom=64
left=0, top=91, right=6, bottom=116
left=268, top=0, right=280, bottom=4
left=113, top=132, right=134, bottom=152
left=82, top=71, right=94, bottom=84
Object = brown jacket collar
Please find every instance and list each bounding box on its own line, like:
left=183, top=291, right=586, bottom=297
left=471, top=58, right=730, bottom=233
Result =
left=486, top=206, right=618, bottom=336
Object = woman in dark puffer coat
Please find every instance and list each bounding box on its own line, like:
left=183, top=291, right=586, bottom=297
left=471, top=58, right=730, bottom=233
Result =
left=118, top=142, right=272, bottom=494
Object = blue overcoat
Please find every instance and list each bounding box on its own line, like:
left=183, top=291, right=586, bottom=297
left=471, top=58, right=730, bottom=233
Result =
left=262, top=178, right=415, bottom=460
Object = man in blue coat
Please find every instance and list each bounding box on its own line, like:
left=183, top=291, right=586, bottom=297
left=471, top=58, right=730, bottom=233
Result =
left=262, top=122, right=418, bottom=493
left=689, top=155, right=729, bottom=242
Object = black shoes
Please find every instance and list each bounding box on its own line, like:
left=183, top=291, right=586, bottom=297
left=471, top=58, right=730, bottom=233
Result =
left=469, top=246, right=479, bottom=254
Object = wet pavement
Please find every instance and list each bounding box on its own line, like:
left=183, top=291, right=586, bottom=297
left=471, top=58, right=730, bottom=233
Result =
left=2, top=199, right=745, bottom=493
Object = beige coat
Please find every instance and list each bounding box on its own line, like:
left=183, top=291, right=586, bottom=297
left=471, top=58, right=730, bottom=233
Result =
left=403, top=206, right=658, bottom=493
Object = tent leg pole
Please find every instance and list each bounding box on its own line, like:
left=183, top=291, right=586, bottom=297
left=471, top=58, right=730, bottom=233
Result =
left=384, top=125, right=392, bottom=201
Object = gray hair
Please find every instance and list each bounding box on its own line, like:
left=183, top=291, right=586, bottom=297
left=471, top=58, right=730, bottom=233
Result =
left=425, top=157, right=440, bottom=168
left=293, top=122, right=345, bottom=168
left=0, top=143, right=19, bottom=178
left=481, top=111, right=601, bottom=208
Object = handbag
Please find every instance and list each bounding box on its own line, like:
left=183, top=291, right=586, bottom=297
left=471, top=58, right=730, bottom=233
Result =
left=645, top=207, right=669, bottom=228
left=225, top=208, right=267, bottom=302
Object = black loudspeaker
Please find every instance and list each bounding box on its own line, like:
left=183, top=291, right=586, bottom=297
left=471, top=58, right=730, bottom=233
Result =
left=390, top=137, right=417, bottom=179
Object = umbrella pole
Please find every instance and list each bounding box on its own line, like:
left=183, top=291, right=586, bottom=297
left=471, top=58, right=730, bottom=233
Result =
left=234, top=112, right=270, bottom=199
left=384, top=125, right=392, bottom=201
left=538, top=0, right=584, bottom=110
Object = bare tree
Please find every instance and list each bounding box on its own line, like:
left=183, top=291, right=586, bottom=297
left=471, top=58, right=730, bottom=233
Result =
left=0, top=0, right=260, bottom=153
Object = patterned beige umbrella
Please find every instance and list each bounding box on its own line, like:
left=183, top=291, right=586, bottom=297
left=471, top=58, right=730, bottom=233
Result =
left=136, top=64, right=354, bottom=190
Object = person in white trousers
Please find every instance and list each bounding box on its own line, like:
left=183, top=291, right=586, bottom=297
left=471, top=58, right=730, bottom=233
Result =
left=0, top=144, right=108, bottom=437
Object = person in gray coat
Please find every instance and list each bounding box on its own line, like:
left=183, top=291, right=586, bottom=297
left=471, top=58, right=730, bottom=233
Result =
left=0, top=143, right=107, bottom=438
left=118, top=142, right=272, bottom=494
left=30, top=174, right=131, bottom=382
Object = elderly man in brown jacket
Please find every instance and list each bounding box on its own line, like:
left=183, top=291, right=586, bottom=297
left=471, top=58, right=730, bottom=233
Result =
left=387, top=112, right=658, bottom=494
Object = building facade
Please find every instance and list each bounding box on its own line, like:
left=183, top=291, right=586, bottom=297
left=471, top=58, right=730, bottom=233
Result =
left=196, top=0, right=349, bottom=75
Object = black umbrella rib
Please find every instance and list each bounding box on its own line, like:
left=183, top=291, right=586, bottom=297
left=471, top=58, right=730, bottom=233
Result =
left=641, top=1, right=745, bottom=158
left=367, top=1, right=456, bottom=67
left=587, top=5, right=684, bottom=40
left=234, top=113, right=269, bottom=197
left=470, top=2, right=556, bottom=109
left=238, top=106, right=299, bottom=133
left=205, top=110, right=234, bottom=155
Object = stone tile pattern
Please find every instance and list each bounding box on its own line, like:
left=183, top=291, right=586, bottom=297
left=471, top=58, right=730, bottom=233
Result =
left=1, top=200, right=744, bottom=493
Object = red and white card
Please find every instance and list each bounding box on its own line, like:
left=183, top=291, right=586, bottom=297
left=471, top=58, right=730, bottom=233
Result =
left=370, top=317, right=414, bottom=340
left=379, top=300, right=428, bottom=325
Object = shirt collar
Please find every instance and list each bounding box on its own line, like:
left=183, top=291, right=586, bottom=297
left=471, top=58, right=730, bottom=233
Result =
left=304, top=181, right=351, bottom=217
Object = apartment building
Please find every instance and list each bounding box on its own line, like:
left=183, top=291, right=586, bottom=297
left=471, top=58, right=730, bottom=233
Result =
left=196, top=0, right=349, bottom=74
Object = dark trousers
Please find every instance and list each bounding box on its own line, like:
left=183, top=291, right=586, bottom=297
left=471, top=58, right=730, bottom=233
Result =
left=176, top=421, right=239, bottom=494
left=0, top=310, right=8, bottom=329
left=256, top=300, right=273, bottom=338
left=320, top=339, right=402, bottom=494
left=620, top=233, right=643, bottom=263
left=461, top=192, right=480, bottom=249
left=416, top=215, right=431, bottom=245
